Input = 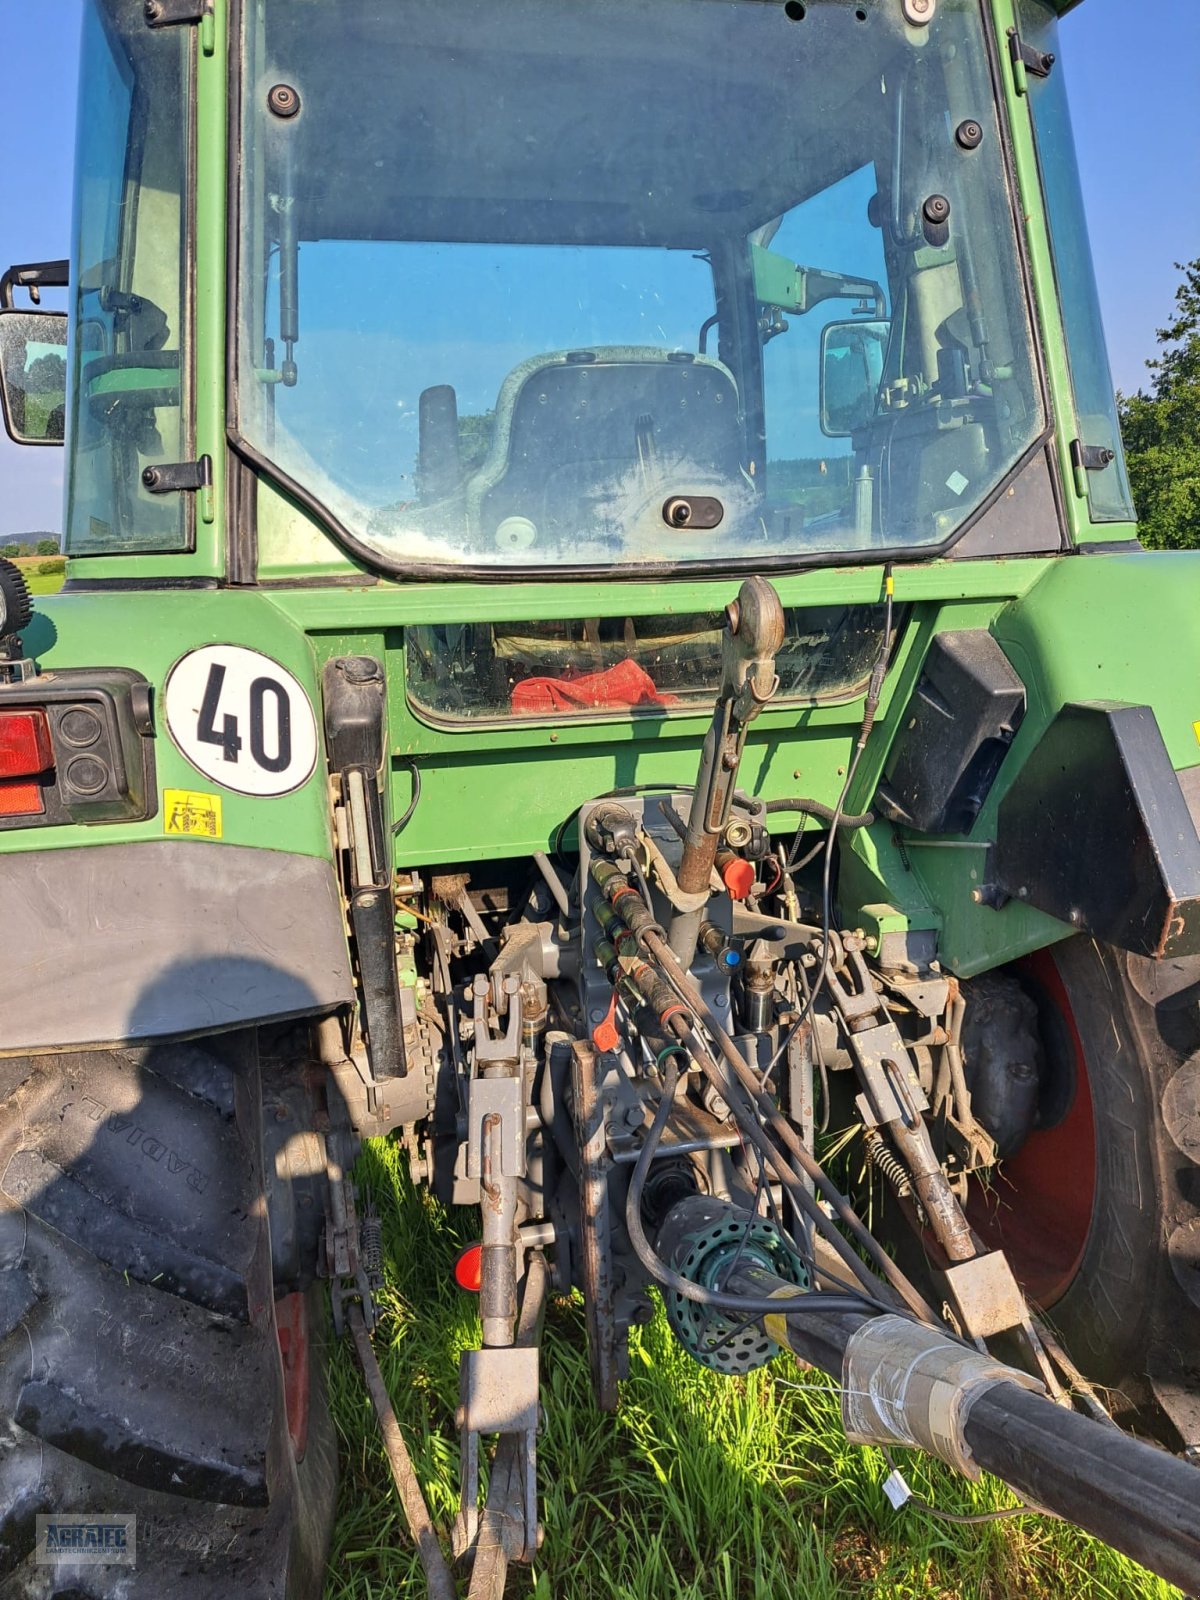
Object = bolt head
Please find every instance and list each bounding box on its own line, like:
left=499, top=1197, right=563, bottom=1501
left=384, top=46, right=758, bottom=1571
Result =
left=267, top=82, right=301, bottom=118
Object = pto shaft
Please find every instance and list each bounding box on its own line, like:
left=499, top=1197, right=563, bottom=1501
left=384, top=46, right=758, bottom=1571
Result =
left=736, top=1262, right=1200, bottom=1592
left=657, top=1198, right=1200, bottom=1593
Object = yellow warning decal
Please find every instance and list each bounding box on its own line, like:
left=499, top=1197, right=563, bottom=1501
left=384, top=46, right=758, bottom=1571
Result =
left=164, top=788, right=223, bottom=839
left=1194, top=721, right=1200, bottom=749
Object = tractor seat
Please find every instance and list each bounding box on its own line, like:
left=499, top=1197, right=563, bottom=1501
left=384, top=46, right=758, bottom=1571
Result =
left=464, top=346, right=748, bottom=550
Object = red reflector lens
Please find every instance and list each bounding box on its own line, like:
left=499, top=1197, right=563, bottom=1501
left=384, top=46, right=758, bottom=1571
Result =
left=453, top=1243, right=483, bottom=1293
left=0, top=711, right=53, bottom=779
left=0, top=780, right=44, bottom=817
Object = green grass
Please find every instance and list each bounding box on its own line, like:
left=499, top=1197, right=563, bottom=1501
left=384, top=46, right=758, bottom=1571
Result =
left=325, top=1140, right=1179, bottom=1600
left=25, top=570, right=65, bottom=595
left=11, top=556, right=65, bottom=595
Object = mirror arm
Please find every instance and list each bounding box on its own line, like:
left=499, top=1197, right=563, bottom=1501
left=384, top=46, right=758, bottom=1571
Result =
left=1, top=261, right=69, bottom=311
left=801, top=271, right=887, bottom=321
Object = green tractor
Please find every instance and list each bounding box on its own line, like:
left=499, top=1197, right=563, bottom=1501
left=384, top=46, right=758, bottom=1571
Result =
left=2, top=0, right=1199, bottom=1594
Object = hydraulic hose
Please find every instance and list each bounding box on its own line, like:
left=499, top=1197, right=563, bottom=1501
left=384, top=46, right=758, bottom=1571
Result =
left=642, top=928, right=941, bottom=1325
left=624, top=1060, right=888, bottom=1319
left=721, top=1258, right=1200, bottom=1597
left=761, top=797, right=875, bottom=829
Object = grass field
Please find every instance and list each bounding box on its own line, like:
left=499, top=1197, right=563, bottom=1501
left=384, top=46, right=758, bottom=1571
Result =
left=325, top=1139, right=1180, bottom=1600
left=10, top=555, right=65, bottom=595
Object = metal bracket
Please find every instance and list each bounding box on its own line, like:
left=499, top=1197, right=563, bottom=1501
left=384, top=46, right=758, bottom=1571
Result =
left=1070, top=438, right=1118, bottom=500
left=0, top=656, right=38, bottom=686
left=472, top=973, right=524, bottom=1067
left=1071, top=438, right=1117, bottom=473
left=456, top=1347, right=540, bottom=1562
left=1008, top=27, right=1055, bottom=92
left=0, top=259, right=69, bottom=310
left=143, top=0, right=206, bottom=25
left=939, top=1251, right=1030, bottom=1342
left=846, top=1019, right=931, bottom=1130
left=141, top=455, right=212, bottom=495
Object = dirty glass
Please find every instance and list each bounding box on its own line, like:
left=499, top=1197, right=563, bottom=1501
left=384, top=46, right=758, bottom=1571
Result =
left=1016, top=0, right=1135, bottom=523
left=406, top=605, right=896, bottom=722
left=238, top=0, right=1043, bottom=574
left=0, top=313, right=68, bottom=444
left=65, top=0, right=191, bottom=554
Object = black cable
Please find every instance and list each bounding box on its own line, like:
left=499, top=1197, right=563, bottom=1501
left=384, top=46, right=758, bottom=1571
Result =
left=624, top=1061, right=892, bottom=1319
left=391, top=759, right=421, bottom=836
left=700, top=1310, right=771, bottom=1361
left=784, top=832, right=826, bottom=878
left=715, top=1161, right=770, bottom=1294
left=637, top=948, right=910, bottom=1312
left=760, top=569, right=896, bottom=1089
left=795, top=958, right=832, bottom=1136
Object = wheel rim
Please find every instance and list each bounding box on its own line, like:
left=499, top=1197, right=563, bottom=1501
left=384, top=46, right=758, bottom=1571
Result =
left=276, top=1291, right=311, bottom=1459
left=966, top=947, right=1098, bottom=1308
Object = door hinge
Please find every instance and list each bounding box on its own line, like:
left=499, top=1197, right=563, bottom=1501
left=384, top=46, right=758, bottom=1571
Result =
left=1007, top=27, right=1056, bottom=95
left=1070, top=438, right=1117, bottom=498
left=142, top=455, right=215, bottom=523
left=144, top=0, right=215, bottom=54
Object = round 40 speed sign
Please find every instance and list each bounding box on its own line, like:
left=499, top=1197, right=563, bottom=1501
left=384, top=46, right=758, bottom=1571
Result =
left=165, top=644, right=319, bottom=797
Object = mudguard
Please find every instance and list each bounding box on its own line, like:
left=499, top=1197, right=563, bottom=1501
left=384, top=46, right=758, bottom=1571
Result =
left=0, top=841, right=353, bottom=1051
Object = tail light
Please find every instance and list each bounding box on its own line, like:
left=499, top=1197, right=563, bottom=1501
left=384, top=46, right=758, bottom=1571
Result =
left=0, top=709, right=53, bottom=816
left=0, top=671, right=156, bottom=830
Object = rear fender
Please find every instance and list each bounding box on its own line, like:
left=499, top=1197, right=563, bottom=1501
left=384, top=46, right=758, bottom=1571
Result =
left=0, top=841, right=353, bottom=1052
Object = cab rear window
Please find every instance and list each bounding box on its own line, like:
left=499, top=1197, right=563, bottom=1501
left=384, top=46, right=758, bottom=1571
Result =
left=405, top=605, right=894, bottom=723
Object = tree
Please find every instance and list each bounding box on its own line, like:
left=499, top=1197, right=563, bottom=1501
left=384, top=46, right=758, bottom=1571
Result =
left=1118, top=259, right=1200, bottom=550
left=35, top=539, right=59, bottom=557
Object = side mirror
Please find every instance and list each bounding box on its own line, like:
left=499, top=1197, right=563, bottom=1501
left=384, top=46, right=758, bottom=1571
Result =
left=820, top=319, right=889, bottom=438
left=0, top=309, right=69, bottom=446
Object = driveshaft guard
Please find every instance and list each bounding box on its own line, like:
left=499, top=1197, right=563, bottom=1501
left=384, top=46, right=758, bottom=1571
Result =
left=993, top=702, right=1200, bottom=959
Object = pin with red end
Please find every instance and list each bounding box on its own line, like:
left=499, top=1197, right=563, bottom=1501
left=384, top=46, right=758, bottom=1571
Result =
left=453, top=1242, right=483, bottom=1293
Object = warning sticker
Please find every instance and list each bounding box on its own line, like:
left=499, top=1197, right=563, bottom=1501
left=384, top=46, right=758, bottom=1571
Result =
left=164, top=788, right=223, bottom=839
left=1193, top=721, right=1200, bottom=749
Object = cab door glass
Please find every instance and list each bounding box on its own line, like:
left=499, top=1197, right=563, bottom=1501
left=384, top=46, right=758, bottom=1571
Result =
left=66, top=0, right=192, bottom=554
left=1017, top=0, right=1135, bottom=524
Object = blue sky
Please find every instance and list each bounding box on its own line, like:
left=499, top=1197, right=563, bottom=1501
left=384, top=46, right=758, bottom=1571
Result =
left=1, top=0, right=1197, bottom=537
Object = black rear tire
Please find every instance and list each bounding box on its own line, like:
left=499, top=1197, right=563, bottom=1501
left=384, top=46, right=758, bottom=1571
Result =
left=0, top=1033, right=336, bottom=1597
left=969, top=937, right=1200, bottom=1449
